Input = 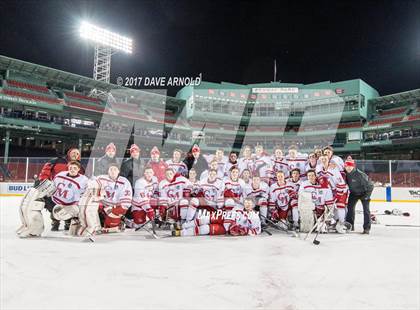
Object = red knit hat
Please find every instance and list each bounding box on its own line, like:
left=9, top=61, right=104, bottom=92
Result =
left=130, top=144, right=140, bottom=154
left=105, top=143, right=116, bottom=152
left=345, top=158, right=355, bottom=167
left=150, top=146, right=160, bottom=156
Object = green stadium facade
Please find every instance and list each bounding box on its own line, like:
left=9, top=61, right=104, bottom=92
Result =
left=1, top=55, right=419, bottom=160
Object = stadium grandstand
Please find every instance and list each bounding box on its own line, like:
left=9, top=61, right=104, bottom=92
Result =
left=1, top=54, right=419, bottom=163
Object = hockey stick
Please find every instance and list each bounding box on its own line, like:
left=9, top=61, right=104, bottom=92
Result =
left=385, top=224, right=420, bottom=228
left=305, top=206, right=334, bottom=245
left=134, top=204, right=177, bottom=232
left=357, top=210, right=410, bottom=217
left=261, top=215, right=298, bottom=237
left=262, top=228, right=272, bottom=236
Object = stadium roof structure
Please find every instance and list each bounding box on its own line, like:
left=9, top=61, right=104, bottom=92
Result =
left=369, top=88, right=420, bottom=107
left=0, top=55, right=120, bottom=93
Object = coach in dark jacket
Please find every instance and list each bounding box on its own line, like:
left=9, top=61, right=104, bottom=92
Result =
left=120, top=144, right=145, bottom=188
left=95, top=143, right=120, bottom=175
left=345, top=158, right=374, bottom=234
left=183, top=144, right=208, bottom=177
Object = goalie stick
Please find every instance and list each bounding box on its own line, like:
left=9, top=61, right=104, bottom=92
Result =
left=304, top=205, right=335, bottom=245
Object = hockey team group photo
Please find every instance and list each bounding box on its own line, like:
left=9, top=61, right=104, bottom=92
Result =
left=1, top=1, right=419, bottom=310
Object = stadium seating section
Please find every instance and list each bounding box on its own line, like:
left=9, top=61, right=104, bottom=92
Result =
left=1, top=88, right=60, bottom=104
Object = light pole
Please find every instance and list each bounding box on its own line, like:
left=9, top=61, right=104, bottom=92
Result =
left=79, top=21, right=133, bottom=96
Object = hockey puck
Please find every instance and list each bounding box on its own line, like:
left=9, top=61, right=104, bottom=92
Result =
left=313, top=240, right=320, bottom=245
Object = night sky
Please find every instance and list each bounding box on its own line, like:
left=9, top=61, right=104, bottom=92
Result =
left=0, top=0, right=419, bottom=96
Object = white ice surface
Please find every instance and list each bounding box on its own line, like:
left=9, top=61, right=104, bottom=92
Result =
left=1, top=196, right=419, bottom=310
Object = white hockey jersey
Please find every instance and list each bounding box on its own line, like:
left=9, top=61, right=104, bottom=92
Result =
left=269, top=182, right=297, bottom=210
left=316, top=165, right=348, bottom=194
left=237, top=157, right=254, bottom=174
left=96, top=175, right=133, bottom=209
left=198, top=178, right=225, bottom=209
left=224, top=161, right=239, bottom=177
left=158, top=175, right=192, bottom=207
left=286, top=179, right=301, bottom=195
left=52, top=172, right=88, bottom=206
left=299, top=180, right=334, bottom=210
left=304, top=162, right=320, bottom=174
left=203, top=154, right=228, bottom=177
left=286, top=153, right=308, bottom=178
left=253, top=154, right=271, bottom=181
left=223, top=177, right=247, bottom=205
left=132, top=176, right=159, bottom=210
left=244, top=181, right=269, bottom=206
left=200, top=169, right=224, bottom=182
left=165, top=160, right=188, bottom=176
left=269, top=156, right=290, bottom=181
left=230, top=209, right=261, bottom=235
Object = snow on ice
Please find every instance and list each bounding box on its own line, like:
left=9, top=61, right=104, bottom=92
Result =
left=1, top=196, right=419, bottom=310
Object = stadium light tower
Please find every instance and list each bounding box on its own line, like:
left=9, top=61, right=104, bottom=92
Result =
left=79, top=21, right=132, bottom=95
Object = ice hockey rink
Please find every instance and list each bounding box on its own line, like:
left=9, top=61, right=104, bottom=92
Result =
left=1, top=196, right=419, bottom=310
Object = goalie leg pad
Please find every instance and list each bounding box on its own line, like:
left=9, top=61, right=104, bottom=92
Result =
left=298, top=191, right=315, bottom=233
left=19, top=201, right=45, bottom=238
left=78, top=196, right=101, bottom=236
left=18, top=187, right=46, bottom=237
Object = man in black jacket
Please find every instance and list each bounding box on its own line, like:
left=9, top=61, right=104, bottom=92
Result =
left=95, top=143, right=120, bottom=175
left=345, top=157, right=374, bottom=234
left=120, top=144, right=145, bottom=188
left=183, top=144, right=208, bottom=177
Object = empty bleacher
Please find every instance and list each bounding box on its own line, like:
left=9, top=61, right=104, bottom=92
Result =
left=1, top=88, right=60, bottom=104
left=63, top=91, right=106, bottom=113
left=369, top=106, right=409, bottom=126
left=1, top=72, right=61, bottom=105
left=338, top=121, right=362, bottom=129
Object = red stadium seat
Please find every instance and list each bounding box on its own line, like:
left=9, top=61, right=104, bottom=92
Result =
left=67, top=101, right=104, bottom=112
left=2, top=88, right=60, bottom=104
left=64, top=91, right=101, bottom=104
left=369, top=116, right=404, bottom=126
left=7, top=80, right=49, bottom=93
left=379, top=107, right=406, bottom=116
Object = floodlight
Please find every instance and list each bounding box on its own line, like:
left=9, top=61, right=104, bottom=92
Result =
left=79, top=21, right=133, bottom=91
left=80, top=21, right=132, bottom=53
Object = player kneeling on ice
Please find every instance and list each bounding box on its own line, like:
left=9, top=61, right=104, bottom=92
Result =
left=52, top=163, right=132, bottom=237
left=223, top=166, right=246, bottom=210
left=158, top=168, right=192, bottom=225
left=94, top=163, right=133, bottom=232
left=17, top=161, right=88, bottom=238
left=244, top=174, right=269, bottom=226
left=183, top=168, right=225, bottom=224
left=173, top=198, right=261, bottom=237
left=268, top=170, right=299, bottom=230
left=127, top=166, right=159, bottom=229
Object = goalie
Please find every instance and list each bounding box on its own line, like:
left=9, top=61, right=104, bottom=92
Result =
left=299, top=170, right=348, bottom=233
left=17, top=161, right=88, bottom=238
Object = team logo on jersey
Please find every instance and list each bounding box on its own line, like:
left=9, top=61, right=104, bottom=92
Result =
left=104, top=185, right=116, bottom=199
left=55, top=182, right=74, bottom=200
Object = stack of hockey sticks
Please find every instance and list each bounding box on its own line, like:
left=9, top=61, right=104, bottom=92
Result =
left=260, top=214, right=298, bottom=237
